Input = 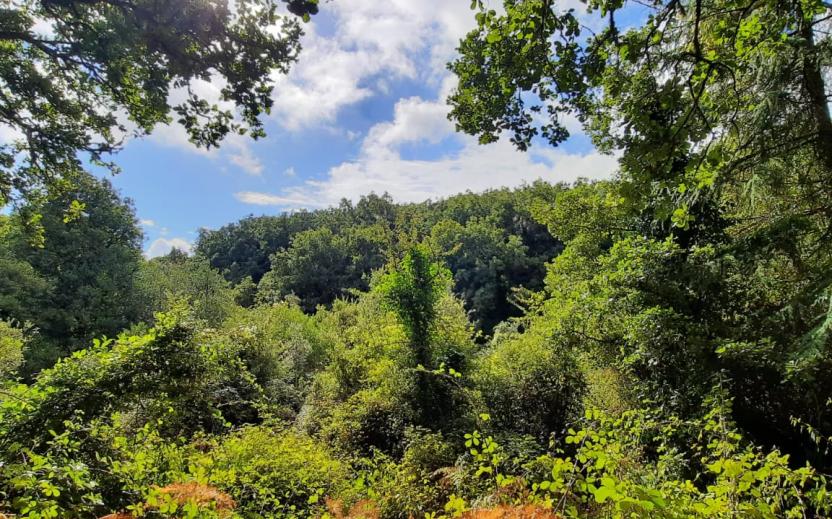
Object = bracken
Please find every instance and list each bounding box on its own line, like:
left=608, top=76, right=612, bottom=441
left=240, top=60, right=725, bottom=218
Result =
left=326, top=498, right=381, bottom=519
left=156, top=482, right=236, bottom=511
left=460, top=505, right=562, bottom=519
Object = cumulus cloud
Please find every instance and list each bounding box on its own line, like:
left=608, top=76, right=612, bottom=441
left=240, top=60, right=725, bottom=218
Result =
left=265, top=140, right=616, bottom=207
left=269, top=0, right=475, bottom=131
left=236, top=128, right=618, bottom=211
left=362, top=95, right=453, bottom=158
left=146, top=237, right=193, bottom=258
left=139, top=77, right=266, bottom=175
left=0, top=123, right=24, bottom=145
left=139, top=219, right=156, bottom=227
left=238, top=74, right=619, bottom=211
left=236, top=143, right=617, bottom=209
left=225, top=135, right=264, bottom=176
left=235, top=189, right=325, bottom=208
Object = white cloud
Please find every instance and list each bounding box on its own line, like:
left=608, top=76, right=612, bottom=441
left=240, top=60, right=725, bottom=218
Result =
left=303, top=139, right=617, bottom=206
left=237, top=108, right=618, bottom=210
left=0, top=123, right=24, bottom=145
left=267, top=0, right=610, bottom=134
left=239, top=68, right=619, bottom=209
left=226, top=136, right=264, bottom=176
left=237, top=142, right=616, bottom=209
left=235, top=190, right=326, bottom=208
left=146, top=237, right=193, bottom=258
left=139, top=76, right=267, bottom=175
left=362, top=95, right=453, bottom=158
left=131, top=0, right=611, bottom=196
left=139, top=219, right=156, bottom=227
left=30, top=17, right=56, bottom=38
left=283, top=167, right=297, bottom=177
left=269, top=0, right=476, bottom=131
left=145, top=122, right=215, bottom=157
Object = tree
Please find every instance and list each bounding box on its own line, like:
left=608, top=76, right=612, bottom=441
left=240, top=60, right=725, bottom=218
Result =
left=376, top=246, right=448, bottom=369
left=0, top=321, right=25, bottom=382
left=450, top=0, right=832, bottom=195
left=196, top=211, right=319, bottom=284
left=450, top=0, right=832, bottom=465
left=449, top=0, right=832, bottom=263
left=0, top=216, right=49, bottom=325
left=258, top=225, right=388, bottom=312
left=135, top=249, right=236, bottom=324
left=429, top=217, right=533, bottom=333
left=5, top=172, right=144, bottom=365
left=0, top=0, right=319, bottom=205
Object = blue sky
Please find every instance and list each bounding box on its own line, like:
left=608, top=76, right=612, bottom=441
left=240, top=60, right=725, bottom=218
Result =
left=103, top=1, right=622, bottom=257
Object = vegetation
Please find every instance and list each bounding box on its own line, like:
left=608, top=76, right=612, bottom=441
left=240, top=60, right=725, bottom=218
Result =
left=0, top=0, right=317, bottom=206
left=2, top=0, right=832, bottom=516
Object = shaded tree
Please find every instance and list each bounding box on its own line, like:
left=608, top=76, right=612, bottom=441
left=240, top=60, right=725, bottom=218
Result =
left=4, top=173, right=143, bottom=366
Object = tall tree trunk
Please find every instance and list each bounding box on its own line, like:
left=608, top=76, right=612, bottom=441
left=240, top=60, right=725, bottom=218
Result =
left=801, top=21, right=832, bottom=171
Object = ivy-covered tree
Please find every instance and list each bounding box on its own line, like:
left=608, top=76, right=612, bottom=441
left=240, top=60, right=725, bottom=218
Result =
left=376, top=246, right=447, bottom=370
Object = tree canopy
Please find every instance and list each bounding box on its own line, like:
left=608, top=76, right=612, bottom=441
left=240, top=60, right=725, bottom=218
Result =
left=0, top=0, right=316, bottom=205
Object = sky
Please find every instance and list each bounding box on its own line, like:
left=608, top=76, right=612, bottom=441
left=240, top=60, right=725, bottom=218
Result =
left=103, top=1, right=623, bottom=258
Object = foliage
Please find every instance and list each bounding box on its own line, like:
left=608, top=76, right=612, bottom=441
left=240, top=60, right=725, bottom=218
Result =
left=258, top=225, right=388, bottom=312
left=0, top=307, right=261, bottom=451
left=376, top=246, right=448, bottom=367
left=302, top=262, right=475, bottom=455
left=4, top=0, right=832, bottom=506
left=135, top=250, right=236, bottom=324
left=197, top=187, right=562, bottom=334
left=0, top=0, right=316, bottom=205
left=429, top=218, right=533, bottom=333
left=193, top=425, right=349, bottom=518
left=219, top=302, right=331, bottom=417
left=472, top=327, right=585, bottom=441
left=443, top=393, right=832, bottom=518
left=0, top=216, right=49, bottom=328
left=1, top=173, right=144, bottom=369
left=0, top=320, right=25, bottom=382
left=349, top=430, right=457, bottom=519
left=450, top=0, right=832, bottom=463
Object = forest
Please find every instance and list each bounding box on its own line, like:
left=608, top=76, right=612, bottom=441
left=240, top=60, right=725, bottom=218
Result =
left=2, top=0, right=832, bottom=517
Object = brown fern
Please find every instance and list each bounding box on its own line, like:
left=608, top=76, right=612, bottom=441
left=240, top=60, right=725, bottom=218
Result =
left=325, top=498, right=380, bottom=519
left=460, top=504, right=562, bottom=519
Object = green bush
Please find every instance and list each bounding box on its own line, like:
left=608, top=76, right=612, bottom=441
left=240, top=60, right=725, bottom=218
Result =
left=220, top=303, right=332, bottom=417
left=302, top=264, right=476, bottom=455
left=443, top=394, right=832, bottom=518
left=0, top=320, right=25, bottom=382
left=196, top=425, right=349, bottom=517
left=472, top=329, right=585, bottom=441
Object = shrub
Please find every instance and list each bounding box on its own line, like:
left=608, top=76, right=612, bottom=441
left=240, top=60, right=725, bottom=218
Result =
left=447, top=393, right=832, bottom=518
left=0, top=321, right=24, bottom=382
left=352, top=438, right=454, bottom=519
left=472, top=331, right=584, bottom=441
left=196, top=425, right=349, bottom=517
left=220, top=303, right=331, bottom=417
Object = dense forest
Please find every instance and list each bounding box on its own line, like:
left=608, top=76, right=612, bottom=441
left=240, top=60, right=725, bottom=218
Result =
left=3, top=0, right=832, bottom=517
